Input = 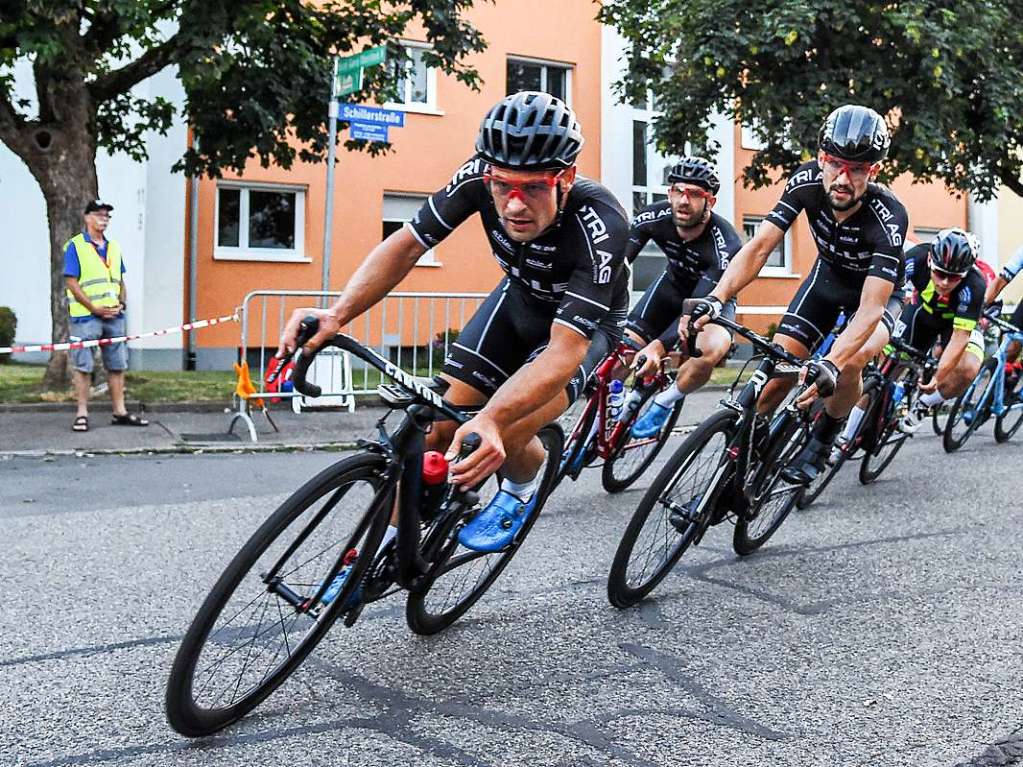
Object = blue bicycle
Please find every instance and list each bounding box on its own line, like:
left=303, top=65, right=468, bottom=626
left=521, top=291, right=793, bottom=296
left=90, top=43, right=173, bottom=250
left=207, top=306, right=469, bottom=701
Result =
left=943, top=308, right=1023, bottom=452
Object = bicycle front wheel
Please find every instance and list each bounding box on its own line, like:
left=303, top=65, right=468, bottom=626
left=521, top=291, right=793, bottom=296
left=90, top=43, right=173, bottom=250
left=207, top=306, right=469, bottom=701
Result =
left=944, top=357, right=997, bottom=453
left=607, top=409, right=737, bottom=608
left=166, top=453, right=391, bottom=737
left=995, top=375, right=1023, bottom=442
left=405, top=425, right=563, bottom=635
left=601, top=385, right=683, bottom=493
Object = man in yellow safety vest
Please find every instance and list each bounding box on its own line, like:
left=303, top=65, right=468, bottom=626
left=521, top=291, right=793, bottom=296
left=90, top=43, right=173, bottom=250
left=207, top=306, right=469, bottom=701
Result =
left=63, top=199, right=148, bottom=432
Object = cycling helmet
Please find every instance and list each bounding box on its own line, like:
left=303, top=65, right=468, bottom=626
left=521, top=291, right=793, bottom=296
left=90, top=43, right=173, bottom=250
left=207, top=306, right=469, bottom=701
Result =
left=476, top=91, right=584, bottom=171
left=929, top=228, right=979, bottom=276
left=818, top=104, right=890, bottom=163
left=667, top=156, right=720, bottom=195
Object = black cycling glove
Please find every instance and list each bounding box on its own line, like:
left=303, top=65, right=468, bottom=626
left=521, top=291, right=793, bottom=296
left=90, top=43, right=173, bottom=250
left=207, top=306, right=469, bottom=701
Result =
left=802, top=359, right=840, bottom=398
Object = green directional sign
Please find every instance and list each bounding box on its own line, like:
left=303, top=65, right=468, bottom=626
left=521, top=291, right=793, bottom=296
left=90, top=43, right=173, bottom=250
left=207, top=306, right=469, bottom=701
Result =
left=337, top=45, right=387, bottom=75
left=336, top=68, right=362, bottom=97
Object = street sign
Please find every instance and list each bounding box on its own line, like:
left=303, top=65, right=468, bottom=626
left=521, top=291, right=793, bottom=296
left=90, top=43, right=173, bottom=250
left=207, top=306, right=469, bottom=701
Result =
left=338, top=103, right=405, bottom=127
left=336, top=69, right=362, bottom=97
left=350, top=122, right=389, bottom=142
left=337, top=46, right=387, bottom=75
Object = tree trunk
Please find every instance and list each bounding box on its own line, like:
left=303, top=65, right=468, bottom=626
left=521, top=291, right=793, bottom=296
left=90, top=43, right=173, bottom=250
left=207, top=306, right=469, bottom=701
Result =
left=18, top=127, right=99, bottom=391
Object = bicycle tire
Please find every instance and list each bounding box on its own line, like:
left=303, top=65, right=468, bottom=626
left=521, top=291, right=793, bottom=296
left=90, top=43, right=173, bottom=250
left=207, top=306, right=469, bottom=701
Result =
left=601, top=385, right=683, bottom=493
left=995, top=376, right=1023, bottom=442
left=858, top=421, right=908, bottom=484
left=607, top=409, right=737, bottom=608
left=943, top=357, right=998, bottom=453
left=405, top=425, right=564, bottom=635
left=166, top=453, right=391, bottom=737
left=551, top=395, right=597, bottom=490
left=732, top=411, right=805, bottom=556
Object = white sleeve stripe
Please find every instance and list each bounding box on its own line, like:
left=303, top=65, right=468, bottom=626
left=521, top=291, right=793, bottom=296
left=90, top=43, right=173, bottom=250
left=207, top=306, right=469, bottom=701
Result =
left=552, top=318, right=590, bottom=338
left=777, top=200, right=800, bottom=215
left=872, top=252, right=900, bottom=262
left=564, top=291, right=610, bottom=310
left=428, top=196, right=453, bottom=231
left=573, top=214, right=598, bottom=267
left=404, top=223, right=429, bottom=249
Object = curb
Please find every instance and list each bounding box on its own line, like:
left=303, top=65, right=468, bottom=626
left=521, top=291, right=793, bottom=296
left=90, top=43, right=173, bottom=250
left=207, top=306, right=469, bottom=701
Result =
left=0, top=441, right=360, bottom=459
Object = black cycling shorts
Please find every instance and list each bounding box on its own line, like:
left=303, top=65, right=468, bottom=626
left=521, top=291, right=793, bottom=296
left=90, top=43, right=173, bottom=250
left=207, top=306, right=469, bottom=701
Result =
left=1011, top=301, right=1023, bottom=331
left=778, top=258, right=903, bottom=351
left=626, top=273, right=736, bottom=343
left=443, top=279, right=626, bottom=403
left=896, top=302, right=985, bottom=361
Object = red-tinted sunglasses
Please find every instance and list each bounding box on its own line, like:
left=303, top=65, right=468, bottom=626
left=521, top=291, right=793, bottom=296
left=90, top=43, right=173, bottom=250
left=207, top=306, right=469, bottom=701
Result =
left=668, top=183, right=713, bottom=201
left=483, top=170, right=564, bottom=202
left=821, top=154, right=878, bottom=179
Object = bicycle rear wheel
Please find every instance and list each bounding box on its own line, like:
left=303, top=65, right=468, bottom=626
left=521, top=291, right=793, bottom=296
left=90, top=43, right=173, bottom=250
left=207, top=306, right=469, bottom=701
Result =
left=995, top=375, right=1023, bottom=442
left=858, top=374, right=914, bottom=484
left=796, top=399, right=848, bottom=510
left=732, top=411, right=806, bottom=556
left=405, top=425, right=563, bottom=635
left=601, top=384, right=683, bottom=493
left=607, top=409, right=737, bottom=608
left=944, top=358, right=997, bottom=453
left=166, top=453, right=391, bottom=737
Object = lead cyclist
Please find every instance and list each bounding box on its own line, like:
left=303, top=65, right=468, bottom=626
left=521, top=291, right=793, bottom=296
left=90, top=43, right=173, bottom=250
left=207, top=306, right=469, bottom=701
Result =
left=279, top=91, right=630, bottom=553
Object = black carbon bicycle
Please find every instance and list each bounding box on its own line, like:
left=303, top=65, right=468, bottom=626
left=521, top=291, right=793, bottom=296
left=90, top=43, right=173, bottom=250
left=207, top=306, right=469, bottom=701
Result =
left=607, top=315, right=814, bottom=608
left=166, top=318, right=562, bottom=736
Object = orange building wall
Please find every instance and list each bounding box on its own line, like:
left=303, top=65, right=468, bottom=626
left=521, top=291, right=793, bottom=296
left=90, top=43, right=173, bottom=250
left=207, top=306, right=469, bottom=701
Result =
left=730, top=126, right=968, bottom=335
left=192, top=1, right=603, bottom=355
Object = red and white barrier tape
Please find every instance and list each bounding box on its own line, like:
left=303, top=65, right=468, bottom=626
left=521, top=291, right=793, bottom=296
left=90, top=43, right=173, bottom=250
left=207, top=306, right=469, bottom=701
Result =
left=0, top=312, right=239, bottom=354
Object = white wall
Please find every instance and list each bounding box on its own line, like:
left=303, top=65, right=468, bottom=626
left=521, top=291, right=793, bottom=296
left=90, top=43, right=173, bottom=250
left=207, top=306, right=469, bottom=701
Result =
left=0, top=60, right=187, bottom=369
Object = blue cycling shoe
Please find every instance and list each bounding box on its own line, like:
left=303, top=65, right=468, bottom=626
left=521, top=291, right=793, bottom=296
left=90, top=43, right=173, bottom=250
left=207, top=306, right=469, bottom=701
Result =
left=631, top=401, right=673, bottom=439
left=458, top=489, right=539, bottom=553
left=317, top=550, right=361, bottom=609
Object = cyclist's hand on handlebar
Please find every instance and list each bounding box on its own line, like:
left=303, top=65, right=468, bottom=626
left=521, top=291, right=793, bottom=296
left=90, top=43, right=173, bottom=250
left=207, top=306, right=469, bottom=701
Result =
left=277, top=307, right=342, bottom=358
left=918, top=378, right=938, bottom=395
left=445, top=413, right=506, bottom=490
left=633, top=340, right=665, bottom=377
left=795, top=358, right=839, bottom=409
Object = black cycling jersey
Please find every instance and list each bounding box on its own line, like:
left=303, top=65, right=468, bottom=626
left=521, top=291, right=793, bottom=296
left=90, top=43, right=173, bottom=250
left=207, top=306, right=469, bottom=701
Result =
left=408, top=156, right=631, bottom=339
left=767, top=160, right=909, bottom=286
left=903, top=243, right=986, bottom=333
left=624, top=204, right=742, bottom=290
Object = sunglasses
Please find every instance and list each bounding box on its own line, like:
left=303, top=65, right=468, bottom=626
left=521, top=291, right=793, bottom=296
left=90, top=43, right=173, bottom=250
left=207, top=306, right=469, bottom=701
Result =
left=668, top=183, right=713, bottom=201
left=821, top=154, right=878, bottom=180
left=483, top=170, right=564, bottom=202
left=928, top=259, right=967, bottom=280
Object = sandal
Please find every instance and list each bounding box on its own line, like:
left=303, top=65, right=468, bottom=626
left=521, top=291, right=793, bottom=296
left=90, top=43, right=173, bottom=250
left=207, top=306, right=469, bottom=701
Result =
left=111, top=412, right=149, bottom=427
left=72, top=415, right=89, bottom=432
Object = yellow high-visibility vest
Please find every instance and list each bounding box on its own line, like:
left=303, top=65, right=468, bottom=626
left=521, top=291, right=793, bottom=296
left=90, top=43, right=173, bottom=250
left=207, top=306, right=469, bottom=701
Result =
left=65, top=233, right=122, bottom=318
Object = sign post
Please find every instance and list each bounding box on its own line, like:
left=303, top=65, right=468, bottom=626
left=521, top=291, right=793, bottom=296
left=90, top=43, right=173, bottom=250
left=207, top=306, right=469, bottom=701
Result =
left=321, top=46, right=388, bottom=295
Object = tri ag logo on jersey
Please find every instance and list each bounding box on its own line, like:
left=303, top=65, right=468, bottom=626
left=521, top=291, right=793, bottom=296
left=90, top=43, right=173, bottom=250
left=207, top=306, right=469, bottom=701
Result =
left=446, top=158, right=482, bottom=196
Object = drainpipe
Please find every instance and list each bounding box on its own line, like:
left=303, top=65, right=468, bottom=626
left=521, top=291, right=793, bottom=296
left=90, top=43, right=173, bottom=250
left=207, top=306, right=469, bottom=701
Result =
left=186, top=137, right=199, bottom=370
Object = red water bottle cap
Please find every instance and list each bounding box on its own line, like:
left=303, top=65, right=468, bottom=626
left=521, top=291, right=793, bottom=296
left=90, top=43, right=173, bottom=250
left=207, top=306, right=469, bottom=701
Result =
left=422, top=451, right=449, bottom=485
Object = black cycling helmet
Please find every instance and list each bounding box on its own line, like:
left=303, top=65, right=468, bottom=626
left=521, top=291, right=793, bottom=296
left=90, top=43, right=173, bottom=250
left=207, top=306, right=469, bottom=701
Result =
left=667, top=156, right=720, bottom=195
left=929, top=227, right=979, bottom=276
left=818, top=104, right=890, bottom=163
left=475, top=91, right=584, bottom=171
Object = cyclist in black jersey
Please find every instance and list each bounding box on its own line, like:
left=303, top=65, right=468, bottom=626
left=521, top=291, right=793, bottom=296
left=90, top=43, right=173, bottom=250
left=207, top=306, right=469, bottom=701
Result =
left=621, top=157, right=743, bottom=438
left=984, top=243, right=1023, bottom=390
left=892, top=229, right=985, bottom=431
left=682, top=104, right=909, bottom=483
left=279, top=91, right=629, bottom=552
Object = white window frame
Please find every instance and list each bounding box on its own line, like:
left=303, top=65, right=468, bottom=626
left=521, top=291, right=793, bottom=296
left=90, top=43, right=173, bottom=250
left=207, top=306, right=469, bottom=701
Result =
left=744, top=214, right=797, bottom=277
left=914, top=227, right=942, bottom=244
left=506, top=55, right=573, bottom=105
left=214, top=182, right=309, bottom=263
left=382, top=192, right=441, bottom=267
left=383, top=41, right=441, bottom=115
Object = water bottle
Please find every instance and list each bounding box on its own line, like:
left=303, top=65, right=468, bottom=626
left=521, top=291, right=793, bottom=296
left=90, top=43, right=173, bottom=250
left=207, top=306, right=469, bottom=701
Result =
left=621, top=388, right=645, bottom=422
left=420, top=450, right=450, bottom=518
left=889, top=380, right=906, bottom=418
left=608, top=380, right=625, bottom=423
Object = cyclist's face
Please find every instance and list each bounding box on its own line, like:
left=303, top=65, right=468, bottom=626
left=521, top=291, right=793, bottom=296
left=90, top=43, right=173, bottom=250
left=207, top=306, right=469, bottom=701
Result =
left=930, top=265, right=965, bottom=293
left=668, top=183, right=714, bottom=229
left=819, top=151, right=879, bottom=211
left=485, top=166, right=576, bottom=241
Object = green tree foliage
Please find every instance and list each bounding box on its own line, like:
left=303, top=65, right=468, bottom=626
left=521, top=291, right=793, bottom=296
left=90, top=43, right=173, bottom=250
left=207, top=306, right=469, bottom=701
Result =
left=0, top=1, right=486, bottom=386
left=600, top=0, right=1023, bottom=199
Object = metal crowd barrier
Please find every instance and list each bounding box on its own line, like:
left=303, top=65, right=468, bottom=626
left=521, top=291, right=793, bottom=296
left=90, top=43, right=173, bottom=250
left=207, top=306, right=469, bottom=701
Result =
left=228, top=289, right=487, bottom=441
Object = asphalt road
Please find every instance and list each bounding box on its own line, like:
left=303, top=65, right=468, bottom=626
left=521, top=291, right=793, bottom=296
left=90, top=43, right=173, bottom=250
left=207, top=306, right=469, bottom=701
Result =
left=2, top=398, right=1022, bottom=767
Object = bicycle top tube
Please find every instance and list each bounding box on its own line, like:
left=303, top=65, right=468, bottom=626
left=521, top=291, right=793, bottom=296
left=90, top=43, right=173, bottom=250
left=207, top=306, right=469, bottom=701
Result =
left=886, top=335, right=933, bottom=364
left=291, top=320, right=471, bottom=426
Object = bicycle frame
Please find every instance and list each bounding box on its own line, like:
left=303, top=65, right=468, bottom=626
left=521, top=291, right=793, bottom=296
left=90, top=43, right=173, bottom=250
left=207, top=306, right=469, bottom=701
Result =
left=977, top=318, right=1023, bottom=417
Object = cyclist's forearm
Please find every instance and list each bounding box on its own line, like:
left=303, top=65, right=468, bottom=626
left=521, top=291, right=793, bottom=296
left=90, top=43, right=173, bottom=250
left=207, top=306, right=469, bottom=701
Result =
left=936, top=334, right=968, bottom=385
left=710, top=226, right=782, bottom=303
left=328, top=228, right=426, bottom=325
left=985, top=276, right=1008, bottom=306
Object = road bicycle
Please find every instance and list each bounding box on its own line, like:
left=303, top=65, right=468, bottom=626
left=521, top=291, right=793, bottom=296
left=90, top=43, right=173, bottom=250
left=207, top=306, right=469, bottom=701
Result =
left=943, top=309, right=1023, bottom=451
left=166, top=318, right=562, bottom=736
left=607, top=315, right=814, bottom=609
left=554, top=339, right=683, bottom=494
left=796, top=335, right=937, bottom=510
